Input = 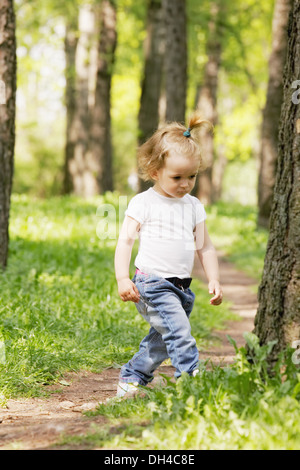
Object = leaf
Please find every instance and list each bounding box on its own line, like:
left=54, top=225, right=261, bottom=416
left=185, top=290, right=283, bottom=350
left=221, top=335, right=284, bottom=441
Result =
left=158, top=373, right=176, bottom=388
left=58, top=379, right=70, bottom=387
left=243, top=332, right=260, bottom=352
left=266, top=340, right=278, bottom=355
left=227, top=334, right=238, bottom=352
left=292, top=382, right=300, bottom=399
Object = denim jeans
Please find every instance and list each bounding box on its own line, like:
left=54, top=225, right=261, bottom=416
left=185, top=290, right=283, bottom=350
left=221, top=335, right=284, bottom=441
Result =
left=119, top=273, right=199, bottom=386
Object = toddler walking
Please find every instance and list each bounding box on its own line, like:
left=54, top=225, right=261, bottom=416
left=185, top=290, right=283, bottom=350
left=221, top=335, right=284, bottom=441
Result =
left=114, top=111, right=223, bottom=397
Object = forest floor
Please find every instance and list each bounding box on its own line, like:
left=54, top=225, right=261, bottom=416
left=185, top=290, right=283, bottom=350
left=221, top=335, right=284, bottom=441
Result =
left=0, top=254, right=258, bottom=450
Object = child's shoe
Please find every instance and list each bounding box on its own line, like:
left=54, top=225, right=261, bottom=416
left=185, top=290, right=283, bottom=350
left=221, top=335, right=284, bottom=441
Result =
left=116, top=381, right=140, bottom=398
left=192, top=369, right=199, bottom=377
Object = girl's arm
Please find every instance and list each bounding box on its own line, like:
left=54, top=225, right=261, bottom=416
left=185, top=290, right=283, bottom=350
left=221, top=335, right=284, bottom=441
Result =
left=195, top=221, right=223, bottom=305
left=114, top=215, right=140, bottom=303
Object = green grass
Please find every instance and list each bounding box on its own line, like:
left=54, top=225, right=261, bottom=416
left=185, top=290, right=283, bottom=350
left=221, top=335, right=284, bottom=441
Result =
left=205, top=201, right=268, bottom=280
left=61, top=335, right=300, bottom=450
left=2, top=194, right=298, bottom=450
left=0, top=193, right=234, bottom=399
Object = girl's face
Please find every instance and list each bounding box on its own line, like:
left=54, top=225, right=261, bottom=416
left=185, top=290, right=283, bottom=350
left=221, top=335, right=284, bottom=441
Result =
left=152, top=151, right=199, bottom=198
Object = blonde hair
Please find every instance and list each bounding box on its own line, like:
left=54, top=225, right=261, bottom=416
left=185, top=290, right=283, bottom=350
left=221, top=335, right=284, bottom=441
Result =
left=137, top=110, right=213, bottom=182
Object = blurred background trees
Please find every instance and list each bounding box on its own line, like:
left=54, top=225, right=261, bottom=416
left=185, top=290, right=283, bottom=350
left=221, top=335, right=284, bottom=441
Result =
left=257, top=0, right=292, bottom=228
left=11, top=0, right=278, bottom=204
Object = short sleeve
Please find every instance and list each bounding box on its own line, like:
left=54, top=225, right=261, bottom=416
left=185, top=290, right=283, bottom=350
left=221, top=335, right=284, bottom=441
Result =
left=125, top=193, right=146, bottom=225
left=195, top=202, right=206, bottom=224
left=194, top=199, right=206, bottom=226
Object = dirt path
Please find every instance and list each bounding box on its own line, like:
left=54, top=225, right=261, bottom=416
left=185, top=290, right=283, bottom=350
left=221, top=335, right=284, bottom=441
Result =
left=0, top=255, right=258, bottom=450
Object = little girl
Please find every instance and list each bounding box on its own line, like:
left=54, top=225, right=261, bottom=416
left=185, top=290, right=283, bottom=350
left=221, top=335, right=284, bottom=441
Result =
left=114, top=111, right=223, bottom=397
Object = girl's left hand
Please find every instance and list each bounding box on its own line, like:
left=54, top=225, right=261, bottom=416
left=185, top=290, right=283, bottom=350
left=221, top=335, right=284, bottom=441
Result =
left=208, top=280, right=223, bottom=305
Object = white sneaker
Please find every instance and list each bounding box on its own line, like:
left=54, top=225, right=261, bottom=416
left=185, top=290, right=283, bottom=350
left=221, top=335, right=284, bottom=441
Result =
left=192, top=369, right=199, bottom=377
left=116, top=381, right=139, bottom=398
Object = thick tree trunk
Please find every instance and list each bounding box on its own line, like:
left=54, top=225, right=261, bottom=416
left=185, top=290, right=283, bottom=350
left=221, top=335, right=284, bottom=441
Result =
left=0, top=0, right=16, bottom=269
left=163, top=0, right=187, bottom=123
left=90, top=0, right=117, bottom=194
left=194, top=1, right=222, bottom=205
left=138, top=0, right=165, bottom=192
left=257, top=0, right=292, bottom=228
left=253, top=0, right=300, bottom=366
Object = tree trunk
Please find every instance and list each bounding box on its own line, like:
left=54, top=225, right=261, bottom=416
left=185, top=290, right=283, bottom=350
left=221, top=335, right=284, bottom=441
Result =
left=163, top=0, right=187, bottom=123
left=63, top=18, right=78, bottom=194
left=64, top=4, right=97, bottom=197
left=257, top=0, right=292, bottom=228
left=193, top=1, right=222, bottom=205
left=138, top=0, right=165, bottom=192
left=0, top=0, right=16, bottom=269
left=90, top=0, right=117, bottom=194
left=253, top=0, right=300, bottom=367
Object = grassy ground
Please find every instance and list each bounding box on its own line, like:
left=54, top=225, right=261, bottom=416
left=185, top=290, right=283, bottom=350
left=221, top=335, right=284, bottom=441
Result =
left=1, top=194, right=299, bottom=449
left=205, top=201, right=268, bottom=280
left=0, top=194, right=234, bottom=399
left=67, top=337, right=300, bottom=450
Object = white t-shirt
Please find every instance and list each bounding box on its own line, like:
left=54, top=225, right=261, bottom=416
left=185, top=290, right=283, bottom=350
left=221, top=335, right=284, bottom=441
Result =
left=125, top=187, right=206, bottom=278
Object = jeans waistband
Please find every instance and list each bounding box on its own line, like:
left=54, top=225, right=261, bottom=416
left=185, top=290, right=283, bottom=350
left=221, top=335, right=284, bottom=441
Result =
left=166, top=277, right=192, bottom=290
left=135, top=268, right=192, bottom=290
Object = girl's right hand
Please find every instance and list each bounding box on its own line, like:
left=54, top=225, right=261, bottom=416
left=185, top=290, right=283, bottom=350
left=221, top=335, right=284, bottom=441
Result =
left=117, top=278, right=140, bottom=303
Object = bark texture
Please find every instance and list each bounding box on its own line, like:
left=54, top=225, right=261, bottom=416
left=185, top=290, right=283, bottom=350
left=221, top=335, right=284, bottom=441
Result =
left=63, top=3, right=116, bottom=197
left=63, top=19, right=78, bottom=194
left=257, top=0, right=292, bottom=228
left=253, top=0, right=300, bottom=365
left=64, top=4, right=95, bottom=197
left=90, top=0, right=117, bottom=193
left=138, top=0, right=165, bottom=192
left=0, top=0, right=16, bottom=269
left=163, top=0, right=187, bottom=123
left=194, top=1, right=222, bottom=205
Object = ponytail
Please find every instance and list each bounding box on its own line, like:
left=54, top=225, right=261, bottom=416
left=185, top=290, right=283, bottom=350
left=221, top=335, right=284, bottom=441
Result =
left=185, top=110, right=213, bottom=141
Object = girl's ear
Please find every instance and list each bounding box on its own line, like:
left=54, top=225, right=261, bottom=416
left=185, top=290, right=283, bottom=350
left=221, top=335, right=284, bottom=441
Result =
left=150, top=170, right=158, bottom=181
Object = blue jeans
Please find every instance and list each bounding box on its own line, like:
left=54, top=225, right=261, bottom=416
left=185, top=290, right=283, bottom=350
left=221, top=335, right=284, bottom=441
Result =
left=119, top=273, right=199, bottom=386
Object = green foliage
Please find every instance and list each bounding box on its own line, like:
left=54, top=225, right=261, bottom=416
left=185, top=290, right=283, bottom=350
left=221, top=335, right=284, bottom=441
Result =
left=0, top=195, right=139, bottom=396
left=13, top=119, right=65, bottom=197
left=69, top=334, right=300, bottom=450
left=13, top=0, right=275, bottom=195
left=0, top=194, right=233, bottom=398
left=188, top=0, right=274, bottom=165
left=14, top=0, right=67, bottom=196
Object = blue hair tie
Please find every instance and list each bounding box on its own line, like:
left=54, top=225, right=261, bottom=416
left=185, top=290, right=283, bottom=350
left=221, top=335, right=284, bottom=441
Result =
left=183, top=127, right=191, bottom=137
